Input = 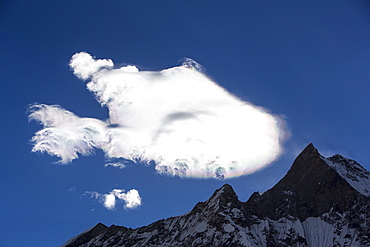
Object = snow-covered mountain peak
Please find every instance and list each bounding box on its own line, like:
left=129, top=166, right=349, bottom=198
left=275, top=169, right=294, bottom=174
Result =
left=323, top=154, right=370, bottom=196
left=208, top=183, right=236, bottom=201
left=200, top=183, right=240, bottom=213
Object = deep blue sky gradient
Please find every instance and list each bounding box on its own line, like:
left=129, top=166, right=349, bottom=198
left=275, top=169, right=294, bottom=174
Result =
left=1, top=1, right=369, bottom=246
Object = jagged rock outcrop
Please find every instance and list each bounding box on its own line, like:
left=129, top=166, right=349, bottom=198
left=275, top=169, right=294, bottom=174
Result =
left=62, top=144, right=370, bottom=247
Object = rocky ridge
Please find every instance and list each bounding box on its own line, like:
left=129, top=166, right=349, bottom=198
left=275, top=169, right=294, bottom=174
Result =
left=62, top=144, right=370, bottom=246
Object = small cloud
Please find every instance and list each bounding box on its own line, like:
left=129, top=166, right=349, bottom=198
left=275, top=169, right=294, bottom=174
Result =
left=68, top=186, right=76, bottom=192
left=104, top=193, right=116, bottom=210
left=84, top=191, right=102, bottom=200
left=115, top=189, right=142, bottom=209
left=84, top=188, right=142, bottom=210
left=105, top=162, right=126, bottom=169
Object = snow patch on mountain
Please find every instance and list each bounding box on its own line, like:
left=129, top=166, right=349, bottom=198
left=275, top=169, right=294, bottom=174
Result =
left=323, top=155, right=370, bottom=196
left=224, top=223, right=235, bottom=232
left=302, top=217, right=335, bottom=247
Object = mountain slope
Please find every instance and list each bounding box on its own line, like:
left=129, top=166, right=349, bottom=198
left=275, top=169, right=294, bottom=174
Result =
left=245, top=143, right=365, bottom=221
left=62, top=144, right=370, bottom=247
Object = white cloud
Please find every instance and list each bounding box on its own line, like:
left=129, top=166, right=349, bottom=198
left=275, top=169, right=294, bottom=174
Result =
left=103, top=193, right=116, bottom=210
left=116, top=189, right=142, bottom=209
left=69, top=52, right=114, bottom=80
left=104, top=162, right=126, bottom=169
left=85, top=188, right=142, bottom=210
left=28, top=104, right=107, bottom=163
left=29, top=52, right=287, bottom=179
left=85, top=191, right=101, bottom=200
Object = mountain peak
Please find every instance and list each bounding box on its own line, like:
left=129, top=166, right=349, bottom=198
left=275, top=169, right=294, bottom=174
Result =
left=245, top=143, right=369, bottom=221
left=218, top=183, right=235, bottom=195
left=297, top=143, right=320, bottom=159
left=197, top=183, right=240, bottom=212
left=208, top=183, right=236, bottom=199
left=61, top=223, right=108, bottom=247
left=302, top=142, right=317, bottom=152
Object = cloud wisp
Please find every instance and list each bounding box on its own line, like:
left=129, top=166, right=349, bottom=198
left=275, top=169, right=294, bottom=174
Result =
left=29, top=52, right=287, bottom=179
left=105, top=162, right=126, bottom=169
left=85, top=188, right=142, bottom=210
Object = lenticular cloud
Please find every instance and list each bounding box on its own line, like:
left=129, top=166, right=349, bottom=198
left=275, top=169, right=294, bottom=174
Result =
left=29, top=52, right=286, bottom=179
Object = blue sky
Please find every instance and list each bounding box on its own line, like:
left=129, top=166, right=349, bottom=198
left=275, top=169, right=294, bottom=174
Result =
left=1, top=1, right=369, bottom=246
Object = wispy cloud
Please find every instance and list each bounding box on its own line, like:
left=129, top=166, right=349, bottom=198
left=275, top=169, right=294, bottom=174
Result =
left=28, top=104, right=106, bottom=163
left=85, top=188, right=142, bottom=210
left=29, top=52, right=287, bottom=179
left=104, top=162, right=126, bottom=169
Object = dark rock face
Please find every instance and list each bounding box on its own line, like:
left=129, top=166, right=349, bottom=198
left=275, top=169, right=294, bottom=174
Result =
left=245, top=143, right=362, bottom=221
left=62, top=144, right=370, bottom=247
